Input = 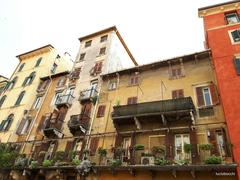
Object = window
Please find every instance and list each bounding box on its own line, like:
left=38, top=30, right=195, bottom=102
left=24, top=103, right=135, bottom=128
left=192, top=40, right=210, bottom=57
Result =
left=175, top=134, right=190, bottom=161
left=199, top=106, right=214, bottom=117
left=70, top=68, right=81, bottom=79
left=196, top=83, right=219, bottom=107
left=234, top=57, right=240, bottom=75
left=225, top=12, right=239, bottom=24
left=172, top=89, right=184, bottom=99
left=35, top=57, right=42, bottom=67
left=100, top=35, right=108, bottom=42
left=15, top=91, right=25, bottom=106
left=66, top=88, right=75, bottom=96
left=89, top=137, right=99, bottom=155
left=18, top=63, right=25, bottom=72
left=97, top=105, right=106, bottom=118
left=85, top=40, right=92, bottom=48
left=108, top=81, right=117, bottom=90
left=230, top=29, right=240, bottom=42
left=6, top=77, right=18, bottom=90
left=79, top=53, right=85, bottom=61
left=16, top=117, right=31, bottom=135
left=171, top=68, right=182, bottom=78
left=99, top=47, right=106, bottom=55
left=129, top=75, right=139, bottom=86
left=51, top=63, right=57, bottom=74
left=127, top=97, right=137, bottom=105
left=45, top=142, right=56, bottom=160
left=57, top=77, right=66, bottom=87
left=0, top=95, right=7, bottom=108
left=91, top=62, right=103, bottom=75
left=33, top=96, right=42, bottom=109
left=22, top=72, right=36, bottom=86
left=52, top=92, right=62, bottom=105
left=37, top=79, right=50, bottom=92
left=0, top=114, right=14, bottom=132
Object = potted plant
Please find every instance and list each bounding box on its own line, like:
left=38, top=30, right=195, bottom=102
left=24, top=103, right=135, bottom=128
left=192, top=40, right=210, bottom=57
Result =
left=72, top=158, right=81, bottom=166
left=42, top=160, right=53, bottom=167
left=14, top=154, right=28, bottom=168
left=205, top=155, right=222, bottom=164
left=134, top=144, right=144, bottom=151
left=111, top=159, right=122, bottom=167
left=199, top=144, right=213, bottom=160
left=184, top=143, right=192, bottom=163
left=154, top=158, right=169, bottom=165
left=29, top=160, right=38, bottom=169
left=98, top=148, right=107, bottom=165
left=151, top=146, right=165, bottom=158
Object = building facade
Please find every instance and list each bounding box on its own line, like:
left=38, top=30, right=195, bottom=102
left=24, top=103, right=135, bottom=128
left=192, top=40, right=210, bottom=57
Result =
left=199, top=1, right=240, bottom=178
left=0, top=75, right=9, bottom=95
left=0, top=45, right=72, bottom=143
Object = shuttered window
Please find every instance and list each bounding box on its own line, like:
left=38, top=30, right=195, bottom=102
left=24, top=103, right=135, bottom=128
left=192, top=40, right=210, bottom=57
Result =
left=35, top=57, right=42, bottom=67
left=100, top=35, right=108, bottom=42
left=15, top=91, right=25, bottom=106
left=172, top=89, right=184, bottom=99
left=22, top=72, right=36, bottom=86
left=127, top=97, right=137, bottom=105
left=129, top=75, right=139, bottom=86
left=99, top=47, right=106, bottom=55
left=82, top=103, right=92, bottom=117
left=71, top=68, right=81, bottom=79
left=96, top=105, right=106, bottom=118
left=0, top=114, right=14, bottom=131
left=234, top=57, right=240, bottom=75
left=0, top=95, right=7, bottom=108
left=89, top=137, right=99, bottom=155
left=18, top=63, right=25, bottom=72
left=93, top=62, right=103, bottom=73
left=196, top=83, right=219, bottom=107
left=85, top=40, right=92, bottom=48
left=79, top=53, right=86, bottom=61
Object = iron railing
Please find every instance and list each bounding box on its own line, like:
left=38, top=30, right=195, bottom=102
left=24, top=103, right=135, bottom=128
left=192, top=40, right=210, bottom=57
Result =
left=55, top=94, right=74, bottom=106
left=79, top=88, right=98, bottom=101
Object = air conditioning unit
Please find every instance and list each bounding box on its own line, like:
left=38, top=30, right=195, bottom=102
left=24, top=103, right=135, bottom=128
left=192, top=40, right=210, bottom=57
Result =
left=141, top=156, right=155, bottom=165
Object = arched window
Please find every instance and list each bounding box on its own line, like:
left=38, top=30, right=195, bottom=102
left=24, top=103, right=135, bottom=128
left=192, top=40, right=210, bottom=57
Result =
left=9, top=76, right=18, bottom=90
left=35, top=57, right=42, bottom=67
left=22, top=71, right=36, bottom=86
left=0, top=95, right=7, bottom=108
left=15, top=91, right=25, bottom=106
left=0, top=114, right=14, bottom=131
left=18, top=63, right=25, bottom=72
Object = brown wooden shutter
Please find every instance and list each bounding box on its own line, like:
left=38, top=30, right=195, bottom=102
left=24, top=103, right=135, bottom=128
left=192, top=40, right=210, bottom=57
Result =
left=82, top=103, right=92, bottom=117
left=190, top=129, right=199, bottom=164
left=65, top=141, right=74, bottom=160
left=37, top=116, right=46, bottom=131
left=172, top=90, right=177, bottom=99
left=127, top=97, right=132, bottom=105
left=209, top=129, right=220, bottom=156
left=196, top=87, right=204, bottom=107
left=89, top=137, right=99, bottom=155
left=16, top=118, right=27, bottom=135
left=221, top=128, right=231, bottom=157
left=37, top=81, right=43, bottom=91
left=209, top=83, right=219, bottom=105
left=165, top=130, right=174, bottom=161
left=97, top=62, right=103, bottom=72
left=97, top=105, right=105, bottom=118
left=132, top=97, right=137, bottom=104
left=179, top=89, right=184, bottom=98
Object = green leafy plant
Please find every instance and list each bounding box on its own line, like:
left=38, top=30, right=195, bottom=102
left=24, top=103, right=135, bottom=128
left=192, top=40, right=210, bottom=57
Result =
left=0, top=143, right=18, bottom=168
left=83, top=149, right=90, bottom=155
left=14, top=154, right=28, bottom=168
left=114, top=147, right=124, bottom=158
left=154, top=158, right=169, bottom=165
left=184, top=143, right=192, bottom=153
left=199, top=144, right=213, bottom=151
left=175, top=159, right=190, bottom=165
left=205, top=155, right=222, bottom=164
left=134, top=144, right=144, bottom=151
left=29, top=161, right=38, bottom=168
left=151, top=146, right=165, bottom=156
left=69, top=150, right=77, bottom=159
left=111, top=159, right=122, bottom=167
left=53, top=151, right=65, bottom=162
left=142, top=152, right=153, bottom=157
left=98, top=148, right=107, bottom=157
left=72, top=159, right=81, bottom=166
left=42, top=160, right=53, bottom=167
left=115, top=100, right=121, bottom=106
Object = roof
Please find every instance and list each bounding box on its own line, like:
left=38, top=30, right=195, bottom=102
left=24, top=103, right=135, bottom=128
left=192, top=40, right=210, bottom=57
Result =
left=78, top=26, right=138, bottom=66
left=198, top=0, right=240, bottom=11
left=40, top=71, right=70, bottom=81
left=16, top=44, right=54, bottom=59
left=102, top=49, right=211, bottom=78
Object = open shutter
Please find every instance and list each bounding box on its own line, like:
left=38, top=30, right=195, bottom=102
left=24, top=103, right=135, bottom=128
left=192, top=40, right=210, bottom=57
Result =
left=97, top=62, right=103, bottom=72
left=179, top=89, right=184, bottom=98
left=37, top=116, right=46, bottom=131
left=209, top=83, right=219, bottom=105
left=209, top=129, right=220, bottom=156
left=52, top=141, right=59, bottom=159
left=65, top=141, right=74, bottom=160
left=221, top=128, right=231, bottom=157
left=172, top=90, right=177, bottom=99
left=234, top=58, right=240, bottom=75
left=0, top=120, right=6, bottom=131
left=89, top=137, right=99, bottom=155
left=165, top=130, right=174, bottom=161
left=22, top=77, right=28, bottom=87
left=190, top=129, right=199, bottom=164
left=16, top=118, right=27, bottom=135
left=196, top=87, right=204, bottom=107
left=5, top=118, right=13, bottom=131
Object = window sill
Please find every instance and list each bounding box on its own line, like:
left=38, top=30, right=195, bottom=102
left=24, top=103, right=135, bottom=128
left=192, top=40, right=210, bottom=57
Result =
left=169, top=75, right=185, bottom=80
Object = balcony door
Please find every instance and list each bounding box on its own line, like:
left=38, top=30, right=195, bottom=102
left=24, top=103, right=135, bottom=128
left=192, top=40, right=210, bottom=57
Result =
left=175, top=134, right=190, bottom=161
left=216, top=130, right=226, bottom=157
left=90, top=81, right=98, bottom=90
left=123, top=137, right=131, bottom=159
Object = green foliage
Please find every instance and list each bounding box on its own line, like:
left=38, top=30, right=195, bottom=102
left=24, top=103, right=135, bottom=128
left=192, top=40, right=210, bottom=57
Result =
left=199, top=144, right=213, bottom=151
left=151, top=146, right=165, bottom=156
left=55, top=161, right=69, bottom=167
left=154, top=158, right=169, bottom=165
left=184, top=143, right=192, bottom=153
left=134, top=144, right=144, bottom=151
left=72, top=159, right=81, bottom=166
left=111, top=159, right=122, bottom=167
left=83, top=149, right=90, bottom=155
left=98, top=147, right=107, bottom=157
left=175, top=159, right=190, bottom=165
left=115, top=100, right=121, bottom=106
left=142, top=152, right=153, bottom=157
left=205, top=156, right=222, bottom=164
left=114, top=147, right=124, bottom=158
left=29, top=161, right=38, bottom=168
left=42, top=160, right=53, bottom=167
left=69, top=150, right=77, bottom=159
left=53, top=151, right=65, bottom=162
left=14, top=155, right=28, bottom=168
left=0, top=143, right=18, bottom=168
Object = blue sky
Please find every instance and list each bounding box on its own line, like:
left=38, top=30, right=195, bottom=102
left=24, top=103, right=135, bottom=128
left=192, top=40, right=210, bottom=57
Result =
left=0, top=0, right=227, bottom=78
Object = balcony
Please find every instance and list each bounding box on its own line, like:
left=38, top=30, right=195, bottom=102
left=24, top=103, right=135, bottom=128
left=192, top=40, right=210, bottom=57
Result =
left=112, top=97, right=195, bottom=127
left=55, top=94, right=74, bottom=108
left=68, top=114, right=90, bottom=135
left=79, top=88, right=98, bottom=103
left=43, top=117, right=64, bottom=138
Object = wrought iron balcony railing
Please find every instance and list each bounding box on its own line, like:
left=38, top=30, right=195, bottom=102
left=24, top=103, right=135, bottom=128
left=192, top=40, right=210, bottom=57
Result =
left=79, top=88, right=98, bottom=102
left=68, top=114, right=90, bottom=135
left=55, top=94, right=74, bottom=107
left=112, top=97, right=195, bottom=120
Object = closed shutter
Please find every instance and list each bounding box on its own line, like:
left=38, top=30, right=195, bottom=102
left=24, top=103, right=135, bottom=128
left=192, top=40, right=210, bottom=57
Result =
left=0, top=120, right=6, bottom=131
left=16, top=118, right=27, bottom=135
left=96, top=105, right=106, bottom=118
left=179, top=89, right=184, bottom=98
left=127, top=97, right=137, bottom=105
left=221, top=128, right=231, bottom=157
left=37, top=81, right=44, bottom=91
left=190, top=129, right=199, bottom=164
left=209, top=83, right=219, bottom=105
left=89, top=137, right=99, bottom=155
left=209, top=129, right=220, bottom=156
left=196, top=87, right=204, bottom=107
left=165, top=130, right=174, bottom=161
left=97, top=62, right=103, bottom=72
left=5, top=118, right=13, bottom=131
left=172, top=90, right=177, bottom=99
left=65, top=141, right=74, bottom=160
left=37, top=116, right=46, bottom=131
left=22, top=77, right=28, bottom=87
left=234, top=58, right=240, bottom=75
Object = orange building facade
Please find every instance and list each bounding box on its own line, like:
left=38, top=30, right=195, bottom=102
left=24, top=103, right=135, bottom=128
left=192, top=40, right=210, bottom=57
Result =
left=199, top=1, right=240, bottom=178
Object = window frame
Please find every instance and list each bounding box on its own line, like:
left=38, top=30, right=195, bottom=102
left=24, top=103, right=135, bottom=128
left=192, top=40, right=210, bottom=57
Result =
left=33, top=96, right=42, bottom=109
left=225, top=12, right=240, bottom=24
left=15, top=91, right=25, bottom=106
left=100, top=35, right=108, bottom=43
left=85, top=40, right=92, bottom=48
left=35, top=57, right=42, bottom=67
left=229, top=29, right=240, bottom=44
left=99, top=47, right=106, bottom=56
left=202, top=87, right=212, bottom=107
left=79, top=53, right=86, bottom=61
left=18, top=63, right=25, bottom=72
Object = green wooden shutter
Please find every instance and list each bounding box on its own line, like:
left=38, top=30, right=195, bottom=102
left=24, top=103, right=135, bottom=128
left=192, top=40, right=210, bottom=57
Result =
left=15, top=91, right=25, bottom=106
left=234, top=58, right=240, bottom=75
left=22, top=77, right=29, bottom=87
left=231, top=30, right=240, bottom=42
left=0, top=120, right=6, bottom=131
left=196, top=87, right=204, bottom=107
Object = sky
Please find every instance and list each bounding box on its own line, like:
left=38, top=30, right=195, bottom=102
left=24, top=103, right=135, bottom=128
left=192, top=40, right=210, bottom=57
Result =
left=0, top=0, right=228, bottom=78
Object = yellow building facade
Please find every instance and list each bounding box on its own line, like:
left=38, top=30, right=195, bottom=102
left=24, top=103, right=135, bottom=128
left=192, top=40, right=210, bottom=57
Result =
left=0, top=75, right=8, bottom=95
